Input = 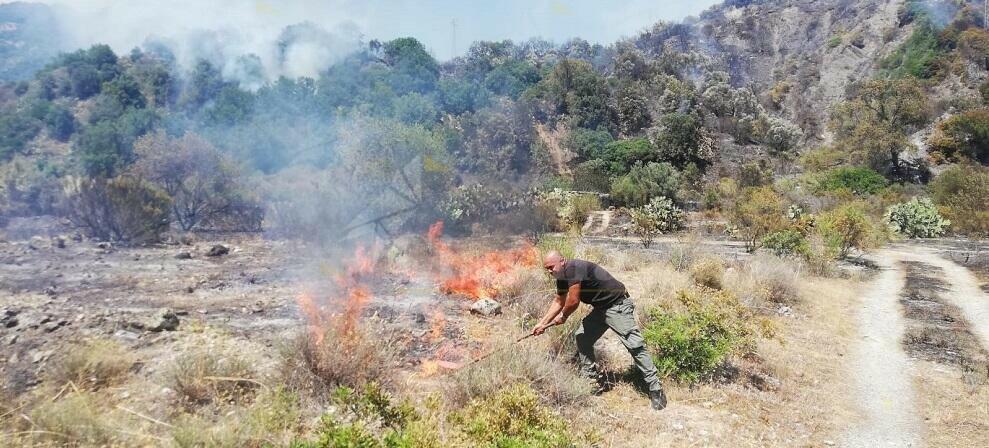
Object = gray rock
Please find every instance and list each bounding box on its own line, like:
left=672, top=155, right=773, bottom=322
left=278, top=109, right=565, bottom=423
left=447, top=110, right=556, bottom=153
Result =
left=126, top=308, right=180, bottom=332
left=7, top=334, right=18, bottom=345
left=96, top=242, right=113, bottom=250
left=206, top=244, right=229, bottom=257
left=30, top=349, right=53, bottom=363
left=113, top=329, right=140, bottom=341
left=28, top=236, right=48, bottom=250
left=174, top=251, right=193, bottom=260
left=749, top=372, right=782, bottom=392
left=52, top=236, right=67, bottom=249
left=470, top=298, right=502, bottom=316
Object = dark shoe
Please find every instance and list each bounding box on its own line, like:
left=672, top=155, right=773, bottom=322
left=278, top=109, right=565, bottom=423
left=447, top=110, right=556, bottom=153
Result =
left=649, top=389, right=668, bottom=410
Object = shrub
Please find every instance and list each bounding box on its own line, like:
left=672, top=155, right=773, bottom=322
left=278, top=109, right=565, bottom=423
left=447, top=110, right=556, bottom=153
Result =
left=572, top=159, right=612, bottom=193
left=628, top=196, right=686, bottom=248
left=28, top=392, right=116, bottom=446
left=651, top=112, right=711, bottom=169
left=64, top=176, right=172, bottom=244
left=610, top=161, right=681, bottom=207
left=451, top=384, right=574, bottom=448
left=690, top=257, right=725, bottom=289
left=536, top=189, right=601, bottom=232
left=292, top=383, right=437, bottom=448
left=880, top=17, right=942, bottom=78
left=448, top=336, right=591, bottom=407
left=643, top=289, right=761, bottom=384
left=281, top=324, right=397, bottom=398
left=724, top=254, right=801, bottom=305
left=816, top=202, right=877, bottom=259
left=930, top=164, right=989, bottom=235
left=884, top=197, right=949, bottom=238
left=169, top=348, right=258, bottom=406
left=760, top=229, right=810, bottom=257
left=131, top=131, right=259, bottom=231
left=815, top=167, right=888, bottom=195
left=599, top=137, right=655, bottom=174
left=0, top=111, right=42, bottom=160
left=49, top=339, right=135, bottom=390
left=927, top=109, right=989, bottom=164
left=731, top=186, right=786, bottom=250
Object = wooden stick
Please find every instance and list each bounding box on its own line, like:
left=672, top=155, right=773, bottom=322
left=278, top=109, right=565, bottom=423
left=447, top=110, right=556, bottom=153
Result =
left=115, top=405, right=174, bottom=428
left=202, top=376, right=269, bottom=390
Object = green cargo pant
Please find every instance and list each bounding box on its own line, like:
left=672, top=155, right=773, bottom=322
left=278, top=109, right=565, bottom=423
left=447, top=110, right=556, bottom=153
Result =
left=574, top=296, right=663, bottom=392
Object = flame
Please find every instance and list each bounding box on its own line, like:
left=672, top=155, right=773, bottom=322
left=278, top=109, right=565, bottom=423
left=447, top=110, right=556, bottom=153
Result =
left=427, top=221, right=538, bottom=300
left=296, top=244, right=379, bottom=343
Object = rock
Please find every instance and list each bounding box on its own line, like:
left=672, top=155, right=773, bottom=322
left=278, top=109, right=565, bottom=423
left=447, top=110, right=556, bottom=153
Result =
left=96, top=241, right=113, bottom=250
left=52, top=236, right=67, bottom=249
left=470, top=298, right=502, bottom=316
left=30, top=349, right=53, bottom=363
left=113, top=329, right=140, bottom=341
left=749, top=372, right=782, bottom=392
left=43, top=285, right=57, bottom=296
left=43, top=319, right=68, bottom=333
left=175, top=251, right=192, bottom=260
left=7, top=334, right=18, bottom=345
left=126, top=308, right=180, bottom=332
left=29, top=236, right=50, bottom=250
left=206, top=244, right=229, bottom=257
left=1, top=308, right=18, bottom=328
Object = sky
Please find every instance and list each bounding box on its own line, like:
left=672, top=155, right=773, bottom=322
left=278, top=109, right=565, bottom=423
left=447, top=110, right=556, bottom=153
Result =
left=16, top=0, right=722, bottom=60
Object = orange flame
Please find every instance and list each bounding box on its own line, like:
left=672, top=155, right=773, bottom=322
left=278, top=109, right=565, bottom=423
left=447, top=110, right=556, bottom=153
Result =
left=427, top=221, right=538, bottom=300
left=296, top=244, right=379, bottom=343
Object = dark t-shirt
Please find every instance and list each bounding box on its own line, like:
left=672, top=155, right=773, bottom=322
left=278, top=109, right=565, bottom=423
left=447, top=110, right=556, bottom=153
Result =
left=555, top=259, right=628, bottom=309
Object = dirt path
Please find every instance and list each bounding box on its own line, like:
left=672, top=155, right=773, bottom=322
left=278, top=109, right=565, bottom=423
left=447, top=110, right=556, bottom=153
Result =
left=581, top=210, right=612, bottom=235
left=897, top=247, right=989, bottom=353
left=843, top=250, right=923, bottom=447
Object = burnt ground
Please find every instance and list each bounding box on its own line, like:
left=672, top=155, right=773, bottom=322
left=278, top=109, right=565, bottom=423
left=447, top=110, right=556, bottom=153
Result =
left=899, top=261, right=989, bottom=381
left=0, top=232, right=468, bottom=396
left=910, top=238, right=989, bottom=293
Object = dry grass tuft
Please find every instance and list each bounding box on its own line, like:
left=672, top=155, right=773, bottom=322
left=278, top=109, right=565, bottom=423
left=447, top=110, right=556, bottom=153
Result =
left=725, top=254, right=801, bottom=307
left=171, top=386, right=300, bottom=448
left=632, top=262, right=691, bottom=315
left=690, top=257, right=726, bottom=289
left=448, top=333, right=591, bottom=407
left=576, top=244, right=610, bottom=266
left=280, top=322, right=397, bottom=398
left=169, top=348, right=258, bottom=406
left=27, top=392, right=118, bottom=446
left=49, top=339, right=136, bottom=391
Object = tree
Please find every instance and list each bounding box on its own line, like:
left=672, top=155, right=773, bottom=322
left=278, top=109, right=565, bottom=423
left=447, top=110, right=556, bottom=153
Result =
left=382, top=37, right=439, bottom=94
left=731, top=186, right=786, bottom=251
left=762, top=116, right=803, bottom=164
left=180, top=60, right=224, bottom=110
left=930, top=164, right=989, bottom=235
left=927, top=109, right=989, bottom=164
left=650, top=112, right=711, bottom=169
left=131, top=132, right=254, bottom=231
left=610, top=161, right=681, bottom=207
left=65, top=175, right=171, bottom=244
left=76, top=121, right=127, bottom=177
left=830, top=79, right=927, bottom=177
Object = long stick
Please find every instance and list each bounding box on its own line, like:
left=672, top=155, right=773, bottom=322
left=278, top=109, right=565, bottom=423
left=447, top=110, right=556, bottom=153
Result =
left=463, top=321, right=562, bottom=367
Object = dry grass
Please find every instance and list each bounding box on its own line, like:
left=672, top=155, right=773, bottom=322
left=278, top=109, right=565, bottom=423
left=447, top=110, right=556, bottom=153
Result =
left=627, top=262, right=691, bottom=316
left=724, top=254, right=801, bottom=307
left=171, top=386, right=301, bottom=448
left=913, top=362, right=989, bottom=448
left=689, top=257, right=725, bottom=289
left=448, top=332, right=591, bottom=407
left=169, top=348, right=259, bottom=407
left=280, top=322, right=397, bottom=398
left=48, top=339, right=136, bottom=391
left=25, top=392, right=120, bottom=446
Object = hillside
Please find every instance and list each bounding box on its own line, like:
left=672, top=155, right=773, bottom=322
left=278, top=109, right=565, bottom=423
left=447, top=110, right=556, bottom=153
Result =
left=0, top=2, right=62, bottom=81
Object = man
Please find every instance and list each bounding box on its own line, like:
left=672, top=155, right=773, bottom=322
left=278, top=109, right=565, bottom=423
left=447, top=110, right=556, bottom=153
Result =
left=532, top=250, right=667, bottom=410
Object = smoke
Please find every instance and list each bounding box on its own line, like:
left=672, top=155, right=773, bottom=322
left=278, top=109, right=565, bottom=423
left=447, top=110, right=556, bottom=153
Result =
left=39, top=0, right=365, bottom=86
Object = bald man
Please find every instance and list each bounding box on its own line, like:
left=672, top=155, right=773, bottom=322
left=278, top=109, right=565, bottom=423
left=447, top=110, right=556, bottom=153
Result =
left=533, top=251, right=667, bottom=410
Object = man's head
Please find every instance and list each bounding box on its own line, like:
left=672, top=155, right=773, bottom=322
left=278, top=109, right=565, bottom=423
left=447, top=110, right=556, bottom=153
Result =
left=543, top=251, right=566, bottom=277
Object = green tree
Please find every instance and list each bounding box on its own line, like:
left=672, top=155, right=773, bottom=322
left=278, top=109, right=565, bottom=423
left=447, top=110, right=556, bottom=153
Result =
left=651, top=112, right=711, bottom=169
left=928, top=109, right=989, bottom=164
left=610, top=161, right=681, bottom=207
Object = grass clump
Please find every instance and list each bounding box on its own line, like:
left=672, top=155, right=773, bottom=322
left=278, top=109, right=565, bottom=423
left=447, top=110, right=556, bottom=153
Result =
left=49, top=339, right=135, bottom=390
left=28, top=392, right=118, bottom=446
left=689, top=257, right=725, bottom=289
left=451, top=384, right=575, bottom=448
left=725, top=254, right=801, bottom=305
left=536, top=234, right=577, bottom=259
left=448, top=335, right=591, bottom=407
left=281, top=323, right=397, bottom=398
left=643, top=288, right=770, bottom=384
left=169, top=348, right=258, bottom=406
left=171, top=386, right=301, bottom=448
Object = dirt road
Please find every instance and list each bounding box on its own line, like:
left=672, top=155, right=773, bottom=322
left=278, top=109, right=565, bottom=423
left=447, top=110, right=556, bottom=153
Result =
left=844, top=245, right=989, bottom=447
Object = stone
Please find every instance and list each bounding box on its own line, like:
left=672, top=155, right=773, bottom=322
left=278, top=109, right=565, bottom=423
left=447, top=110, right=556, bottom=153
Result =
left=749, top=372, right=782, bottom=392
left=113, top=329, right=140, bottom=341
left=43, top=319, right=68, bottom=333
left=206, top=244, right=230, bottom=257
left=30, top=349, right=53, bottom=363
left=175, top=251, right=192, bottom=260
left=470, top=298, right=502, bottom=316
left=52, top=236, right=67, bottom=249
left=7, top=334, right=18, bottom=345
left=28, top=236, right=48, bottom=250
left=96, top=242, right=113, bottom=250
left=126, top=308, right=180, bottom=332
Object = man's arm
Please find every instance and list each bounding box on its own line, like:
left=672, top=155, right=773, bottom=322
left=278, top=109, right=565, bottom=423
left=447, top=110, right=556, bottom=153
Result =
left=532, top=294, right=564, bottom=335
left=557, top=283, right=581, bottom=323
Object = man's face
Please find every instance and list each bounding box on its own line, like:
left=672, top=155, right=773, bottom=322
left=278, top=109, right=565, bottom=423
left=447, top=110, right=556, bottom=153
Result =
left=543, top=258, right=565, bottom=278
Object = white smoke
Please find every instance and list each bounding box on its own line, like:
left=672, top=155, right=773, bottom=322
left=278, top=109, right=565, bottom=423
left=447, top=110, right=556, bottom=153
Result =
left=36, top=0, right=366, bottom=86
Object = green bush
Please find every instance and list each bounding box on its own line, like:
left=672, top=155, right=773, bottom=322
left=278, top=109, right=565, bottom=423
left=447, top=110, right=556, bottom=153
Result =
left=928, top=109, right=989, bottom=164
left=884, top=197, right=949, bottom=238
left=731, top=186, right=786, bottom=250
left=761, top=229, right=810, bottom=257
left=880, top=17, right=943, bottom=78
left=0, top=112, right=42, bottom=160
left=599, top=137, right=654, bottom=174
left=572, top=159, right=612, bottom=193
left=628, top=196, right=686, bottom=248
left=930, top=164, right=989, bottom=236
left=643, top=289, right=759, bottom=384
left=451, top=384, right=573, bottom=448
left=815, top=167, right=888, bottom=195
left=817, top=202, right=877, bottom=259
left=610, top=161, right=681, bottom=207
left=64, top=176, right=172, bottom=244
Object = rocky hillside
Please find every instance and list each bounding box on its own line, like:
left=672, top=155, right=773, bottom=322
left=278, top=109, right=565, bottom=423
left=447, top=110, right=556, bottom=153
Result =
left=0, top=2, right=62, bottom=81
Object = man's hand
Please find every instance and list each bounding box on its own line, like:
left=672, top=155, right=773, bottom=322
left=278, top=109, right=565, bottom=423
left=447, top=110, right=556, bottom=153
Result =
left=531, top=315, right=567, bottom=336
left=551, top=314, right=566, bottom=326
left=531, top=323, right=549, bottom=336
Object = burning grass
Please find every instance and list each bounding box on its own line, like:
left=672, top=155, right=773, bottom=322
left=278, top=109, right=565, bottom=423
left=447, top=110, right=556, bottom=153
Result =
left=427, top=221, right=540, bottom=300
left=281, top=321, right=398, bottom=398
